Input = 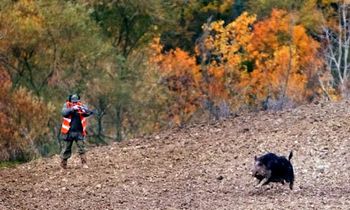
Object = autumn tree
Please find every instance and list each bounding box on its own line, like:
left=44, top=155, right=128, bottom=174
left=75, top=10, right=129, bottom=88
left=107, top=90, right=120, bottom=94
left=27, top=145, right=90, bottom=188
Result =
left=198, top=9, right=322, bottom=112
left=245, top=10, right=322, bottom=107
left=150, top=38, right=202, bottom=126
left=152, top=9, right=323, bottom=124
left=196, top=12, right=256, bottom=114
left=0, top=68, right=53, bottom=161
left=202, top=10, right=322, bottom=108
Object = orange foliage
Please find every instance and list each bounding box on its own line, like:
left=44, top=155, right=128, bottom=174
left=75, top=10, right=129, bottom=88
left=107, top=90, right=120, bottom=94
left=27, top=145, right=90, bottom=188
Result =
left=150, top=38, right=202, bottom=126
left=202, top=9, right=322, bottom=107
left=152, top=9, right=323, bottom=124
left=244, top=9, right=322, bottom=104
left=0, top=69, right=53, bottom=161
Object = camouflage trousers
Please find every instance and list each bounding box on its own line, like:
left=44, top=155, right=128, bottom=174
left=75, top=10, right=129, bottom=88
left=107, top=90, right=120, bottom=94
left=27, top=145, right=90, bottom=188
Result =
left=60, top=132, right=86, bottom=160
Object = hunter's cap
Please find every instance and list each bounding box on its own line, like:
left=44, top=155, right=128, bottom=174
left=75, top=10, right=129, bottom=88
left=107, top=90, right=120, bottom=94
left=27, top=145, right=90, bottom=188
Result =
left=71, top=94, right=80, bottom=102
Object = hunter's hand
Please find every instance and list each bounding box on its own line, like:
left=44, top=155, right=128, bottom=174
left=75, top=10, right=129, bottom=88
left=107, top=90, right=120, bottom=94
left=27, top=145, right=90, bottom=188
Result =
left=72, top=105, right=80, bottom=111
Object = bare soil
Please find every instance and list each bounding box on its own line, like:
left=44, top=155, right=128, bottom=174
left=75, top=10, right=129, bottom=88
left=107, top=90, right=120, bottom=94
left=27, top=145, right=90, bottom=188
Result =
left=1, top=101, right=350, bottom=210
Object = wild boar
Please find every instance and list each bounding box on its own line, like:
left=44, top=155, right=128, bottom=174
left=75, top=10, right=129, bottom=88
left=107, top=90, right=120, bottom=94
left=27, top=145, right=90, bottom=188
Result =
left=252, top=151, right=294, bottom=190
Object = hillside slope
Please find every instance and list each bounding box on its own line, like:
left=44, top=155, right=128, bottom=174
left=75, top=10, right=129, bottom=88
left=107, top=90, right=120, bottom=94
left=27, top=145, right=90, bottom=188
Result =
left=1, top=101, right=350, bottom=210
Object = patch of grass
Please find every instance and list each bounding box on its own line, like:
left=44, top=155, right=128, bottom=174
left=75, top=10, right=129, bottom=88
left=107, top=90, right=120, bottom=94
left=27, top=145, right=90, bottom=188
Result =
left=0, top=160, right=24, bottom=169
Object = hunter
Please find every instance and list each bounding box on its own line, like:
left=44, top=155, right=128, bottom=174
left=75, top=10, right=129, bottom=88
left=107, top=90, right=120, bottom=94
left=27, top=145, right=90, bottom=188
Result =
left=60, top=94, right=93, bottom=169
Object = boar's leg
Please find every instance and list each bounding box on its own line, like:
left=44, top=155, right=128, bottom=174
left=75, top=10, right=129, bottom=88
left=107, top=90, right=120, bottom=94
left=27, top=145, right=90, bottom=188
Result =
left=257, top=177, right=272, bottom=187
left=256, top=170, right=271, bottom=187
left=256, top=178, right=270, bottom=188
left=256, top=178, right=263, bottom=185
left=285, top=175, right=294, bottom=190
left=289, top=181, right=293, bottom=190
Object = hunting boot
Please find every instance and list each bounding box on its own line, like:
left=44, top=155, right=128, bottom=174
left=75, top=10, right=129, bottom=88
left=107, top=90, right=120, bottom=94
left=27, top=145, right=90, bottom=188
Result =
left=60, top=159, right=67, bottom=169
left=80, top=154, right=89, bottom=169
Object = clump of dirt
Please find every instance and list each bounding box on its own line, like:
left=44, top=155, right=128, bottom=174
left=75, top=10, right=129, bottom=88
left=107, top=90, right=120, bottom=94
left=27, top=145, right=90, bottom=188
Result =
left=1, top=101, right=350, bottom=209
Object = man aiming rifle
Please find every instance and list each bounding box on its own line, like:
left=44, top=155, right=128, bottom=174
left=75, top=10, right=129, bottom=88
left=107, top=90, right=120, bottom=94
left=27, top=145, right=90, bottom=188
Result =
left=60, top=94, right=93, bottom=169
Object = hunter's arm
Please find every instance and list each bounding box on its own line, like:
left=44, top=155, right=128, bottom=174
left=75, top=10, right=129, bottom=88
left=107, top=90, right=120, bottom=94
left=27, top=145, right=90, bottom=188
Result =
left=61, top=103, right=73, bottom=117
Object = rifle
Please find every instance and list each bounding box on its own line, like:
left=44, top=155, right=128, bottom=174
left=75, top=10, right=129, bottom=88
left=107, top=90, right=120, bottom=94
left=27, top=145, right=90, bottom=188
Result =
left=76, top=105, right=96, bottom=115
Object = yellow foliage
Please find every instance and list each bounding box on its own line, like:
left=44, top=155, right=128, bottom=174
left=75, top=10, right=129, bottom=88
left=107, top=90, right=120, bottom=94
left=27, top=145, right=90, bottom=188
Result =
left=200, top=0, right=234, bottom=13
left=241, top=9, right=323, bottom=104
left=0, top=0, right=44, bottom=53
left=206, top=12, right=256, bottom=62
left=198, top=12, right=257, bottom=105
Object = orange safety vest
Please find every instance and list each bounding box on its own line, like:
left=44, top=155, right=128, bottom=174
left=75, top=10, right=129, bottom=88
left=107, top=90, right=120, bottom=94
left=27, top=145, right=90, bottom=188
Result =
left=60, top=101, right=87, bottom=136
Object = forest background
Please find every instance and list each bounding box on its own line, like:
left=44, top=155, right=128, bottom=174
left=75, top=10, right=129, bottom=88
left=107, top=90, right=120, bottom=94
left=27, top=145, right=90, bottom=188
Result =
left=0, top=0, right=348, bottom=162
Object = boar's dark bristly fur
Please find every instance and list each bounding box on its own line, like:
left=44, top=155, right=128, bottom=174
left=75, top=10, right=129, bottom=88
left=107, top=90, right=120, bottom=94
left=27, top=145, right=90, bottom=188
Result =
left=252, top=151, right=294, bottom=190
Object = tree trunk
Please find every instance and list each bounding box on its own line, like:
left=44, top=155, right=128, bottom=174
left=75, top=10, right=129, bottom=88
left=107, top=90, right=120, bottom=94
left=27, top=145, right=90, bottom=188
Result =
left=115, top=104, right=123, bottom=141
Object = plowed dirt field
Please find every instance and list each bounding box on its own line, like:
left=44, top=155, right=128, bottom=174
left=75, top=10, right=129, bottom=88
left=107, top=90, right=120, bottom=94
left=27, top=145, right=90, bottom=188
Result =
left=1, top=101, right=350, bottom=209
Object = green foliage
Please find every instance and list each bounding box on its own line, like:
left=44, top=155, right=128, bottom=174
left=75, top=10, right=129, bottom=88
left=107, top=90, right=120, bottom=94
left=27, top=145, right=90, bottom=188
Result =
left=247, top=0, right=323, bottom=35
left=88, top=0, right=166, bottom=56
left=247, top=0, right=302, bottom=18
left=81, top=0, right=172, bottom=141
left=0, top=0, right=109, bottom=99
left=160, top=0, right=237, bottom=53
